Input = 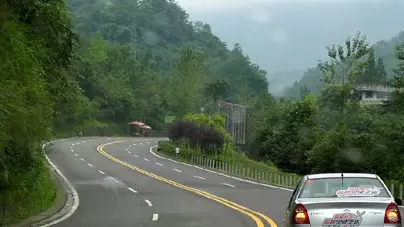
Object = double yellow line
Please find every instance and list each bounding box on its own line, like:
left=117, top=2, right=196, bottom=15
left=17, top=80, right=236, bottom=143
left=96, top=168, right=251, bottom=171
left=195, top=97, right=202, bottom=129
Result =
left=97, top=140, right=278, bottom=227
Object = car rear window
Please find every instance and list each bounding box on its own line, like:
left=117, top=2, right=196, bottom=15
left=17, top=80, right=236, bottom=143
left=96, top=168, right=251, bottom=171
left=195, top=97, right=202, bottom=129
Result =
left=298, top=177, right=389, bottom=198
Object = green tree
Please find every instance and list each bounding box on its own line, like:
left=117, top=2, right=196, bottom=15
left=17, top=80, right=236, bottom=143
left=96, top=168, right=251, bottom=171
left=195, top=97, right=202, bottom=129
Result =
left=389, top=43, right=404, bottom=112
left=357, top=48, right=377, bottom=84
left=283, top=31, right=404, bottom=98
left=376, top=57, right=387, bottom=83
left=1, top=0, right=76, bottom=224
left=166, top=46, right=207, bottom=118
left=257, top=94, right=319, bottom=173
left=319, top=31, right=370, bottom=122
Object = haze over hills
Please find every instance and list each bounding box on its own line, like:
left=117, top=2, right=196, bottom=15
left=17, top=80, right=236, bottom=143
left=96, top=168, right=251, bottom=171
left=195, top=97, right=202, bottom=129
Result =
left=175, top=0, right=404, bottom=94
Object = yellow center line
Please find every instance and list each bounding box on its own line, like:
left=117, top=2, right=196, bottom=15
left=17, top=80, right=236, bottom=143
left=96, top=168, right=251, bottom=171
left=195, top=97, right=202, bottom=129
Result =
left=97, top=140, right=278, bottom=227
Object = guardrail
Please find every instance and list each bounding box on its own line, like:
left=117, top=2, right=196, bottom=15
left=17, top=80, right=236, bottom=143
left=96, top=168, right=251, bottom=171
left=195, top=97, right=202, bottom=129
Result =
left=386, top=181, right=404, bottom=200
left=189, top=155, right=404, bottom=199
left=190, top=155, right=301, bottom=189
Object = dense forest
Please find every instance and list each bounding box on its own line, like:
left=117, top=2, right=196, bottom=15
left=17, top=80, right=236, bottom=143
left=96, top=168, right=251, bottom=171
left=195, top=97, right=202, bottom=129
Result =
left=0, top=0, right=76, bottom=224
left=1, top=0, right=404, bottom=225
left=0, top=0, right=270, bottom=224
left=256, top=32, right=404, bottom=178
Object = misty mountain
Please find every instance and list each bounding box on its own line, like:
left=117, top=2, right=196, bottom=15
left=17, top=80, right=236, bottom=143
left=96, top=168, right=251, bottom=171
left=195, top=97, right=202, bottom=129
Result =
left=266, top=70, right=303, bottom=95
left=176, top=0, right=404, bottom=91
left=282, top=30, right=404, bottom=99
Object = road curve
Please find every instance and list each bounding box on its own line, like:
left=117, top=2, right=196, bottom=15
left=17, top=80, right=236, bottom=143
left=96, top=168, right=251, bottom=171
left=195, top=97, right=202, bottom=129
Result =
left=45, top=137, right=404, bottom=227
left=46, top=137, right=287, bottom=227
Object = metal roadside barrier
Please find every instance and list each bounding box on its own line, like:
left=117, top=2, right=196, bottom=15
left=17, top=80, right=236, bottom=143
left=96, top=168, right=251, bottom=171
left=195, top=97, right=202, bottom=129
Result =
left=387, top=182, right=404, bottom=200
left=189, top=155, right=302, bottom=189
left=188, top=155, right=404, bottom=199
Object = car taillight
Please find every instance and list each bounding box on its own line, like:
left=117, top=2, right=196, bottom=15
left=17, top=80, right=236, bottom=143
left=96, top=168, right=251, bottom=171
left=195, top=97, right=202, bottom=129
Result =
left=292, top=203, right=310, bottom=224
left=384, top=202, right=401, bottom=224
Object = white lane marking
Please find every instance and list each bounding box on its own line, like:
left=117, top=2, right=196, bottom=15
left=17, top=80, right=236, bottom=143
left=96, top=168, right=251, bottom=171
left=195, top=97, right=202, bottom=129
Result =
left=98, top=170, right=105, bottom=175
left=156, top=163, right=164, bottom=167
left=152, top=213, right=159, bottom=221
left=87, top=163, right=94, bottom=167
left=221, top=183, right=236, bottom=188
left=133, top=144, right=136, bottom=146
left=144, top=158, right=149, bottom=161
left=128, top=151, right=132, bottom=154
left=70, top=149, right=74, bottom=152
left=112, top=178, right=120, bottom=183
left=128, top=187, right=138, bottom=193
left=80, top=158, right=85, bottom=162
left=134, top=154, right=138, bottom=158
left=147, top=141, right=151, bottom=144
left=41, top=140, right=79, bottom=227
left=74, top=153, right=78, bottom=157
left=149, top=145, right=294, bottom=192
left=145, top=199, right=153, bottom=207
left=173, top=168, right=182, bottom=172
left=193, top=176, right=205, bottom=180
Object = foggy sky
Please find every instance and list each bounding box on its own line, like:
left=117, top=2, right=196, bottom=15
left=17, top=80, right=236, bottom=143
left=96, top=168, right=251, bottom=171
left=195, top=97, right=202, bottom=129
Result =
left=176, top=0, right=404, bottom=75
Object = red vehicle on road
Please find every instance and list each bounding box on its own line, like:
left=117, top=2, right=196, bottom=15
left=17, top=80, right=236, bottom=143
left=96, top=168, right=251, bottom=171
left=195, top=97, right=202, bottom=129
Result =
left=128, top=121, right=151, bottom=137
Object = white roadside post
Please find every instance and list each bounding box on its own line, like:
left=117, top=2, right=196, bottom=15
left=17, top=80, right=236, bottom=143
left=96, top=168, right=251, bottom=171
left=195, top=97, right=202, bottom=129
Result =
left=175, top=147, right=180, bottom=159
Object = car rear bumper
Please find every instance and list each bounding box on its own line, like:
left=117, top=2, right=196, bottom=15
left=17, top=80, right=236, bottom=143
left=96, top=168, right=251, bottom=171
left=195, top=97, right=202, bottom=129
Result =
left=286, top=225, right=402, bottom=227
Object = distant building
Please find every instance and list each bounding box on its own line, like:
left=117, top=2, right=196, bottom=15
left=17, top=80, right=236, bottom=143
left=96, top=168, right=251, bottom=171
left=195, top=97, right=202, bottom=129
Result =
left=356, top=84, right=393, bottom=105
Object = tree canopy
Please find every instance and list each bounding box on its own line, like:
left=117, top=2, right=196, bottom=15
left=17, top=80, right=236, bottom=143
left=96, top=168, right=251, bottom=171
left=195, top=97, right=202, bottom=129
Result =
left=283, top=31, right=404, bottom=99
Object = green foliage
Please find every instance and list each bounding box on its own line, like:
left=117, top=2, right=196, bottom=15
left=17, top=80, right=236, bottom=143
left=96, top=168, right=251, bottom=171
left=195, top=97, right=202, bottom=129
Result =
left=61, top=0, right=269, bottom=132
left=0, top=161, right=57, bottom=225
left=0, top=0, right=75, bottom=224
left=255, top=33, right=404, bottom=184
left=256, top=94, right=320, bottom=174
left=183, top=113, right=231, bottom=142
left=4, top=0, right=404, bottom=224
left=157, top=140, right=282, bottom=174
left=388, top=43, right=404, bottom=113
left=284, top=31, right=404, bottom=99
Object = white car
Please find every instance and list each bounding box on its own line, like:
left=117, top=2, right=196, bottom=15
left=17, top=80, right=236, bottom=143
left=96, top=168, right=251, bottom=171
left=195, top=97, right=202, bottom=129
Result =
left=284, top=173, right=402, bottom=227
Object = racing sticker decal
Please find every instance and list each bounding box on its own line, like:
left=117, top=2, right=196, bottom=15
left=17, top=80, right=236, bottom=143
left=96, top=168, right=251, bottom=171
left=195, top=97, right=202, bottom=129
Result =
left=322, top=209, right=366, bottom=227
left=335, top=186, right=381, bottom=197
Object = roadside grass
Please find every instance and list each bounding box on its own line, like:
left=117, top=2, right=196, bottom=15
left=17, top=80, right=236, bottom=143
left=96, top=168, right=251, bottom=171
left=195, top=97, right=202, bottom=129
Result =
left=0, top=161, right=57, bottom=226
left=156, top=141, right=301, bottom=189
left=156, top=140, right=404, bottom=198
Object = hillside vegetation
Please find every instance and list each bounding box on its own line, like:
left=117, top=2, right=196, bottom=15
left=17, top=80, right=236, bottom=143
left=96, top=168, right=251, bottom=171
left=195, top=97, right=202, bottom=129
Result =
left=61, top=0, right=269, bottom=135
left=164, top=32, right=404, bottom=186
left=0, top=0, right=271, bottom=224
left=2, top=0, right=404, bottom=225
left=0, top=0, right=76, bottom=224
left=283, top=31, right=404, bottom=98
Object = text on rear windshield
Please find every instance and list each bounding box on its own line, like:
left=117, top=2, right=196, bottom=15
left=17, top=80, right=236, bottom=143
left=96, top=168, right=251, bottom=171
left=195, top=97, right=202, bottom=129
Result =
left=298, top=177, right=388, bottom=198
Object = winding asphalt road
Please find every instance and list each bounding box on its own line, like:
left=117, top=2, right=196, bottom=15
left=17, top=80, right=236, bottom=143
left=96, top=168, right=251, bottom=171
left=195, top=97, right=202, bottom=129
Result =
left=46, top=137, right=292, bottom=227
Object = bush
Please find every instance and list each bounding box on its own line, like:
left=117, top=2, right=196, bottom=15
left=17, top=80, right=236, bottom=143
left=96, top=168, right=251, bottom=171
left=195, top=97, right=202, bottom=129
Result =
left=0, top=158, right=56, bottom=225
left=168, top=115, right=225, bottom=154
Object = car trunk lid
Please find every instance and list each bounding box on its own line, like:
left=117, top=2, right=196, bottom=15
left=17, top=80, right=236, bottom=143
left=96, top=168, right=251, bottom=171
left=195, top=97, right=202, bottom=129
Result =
left=297, top=197, right=392, bottom=227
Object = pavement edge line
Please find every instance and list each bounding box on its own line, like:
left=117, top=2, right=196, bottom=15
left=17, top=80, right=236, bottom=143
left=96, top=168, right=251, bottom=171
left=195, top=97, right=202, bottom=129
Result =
left=148, top=144, right=293, bottom=192
left=34, top=139, right=80, bottom=227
